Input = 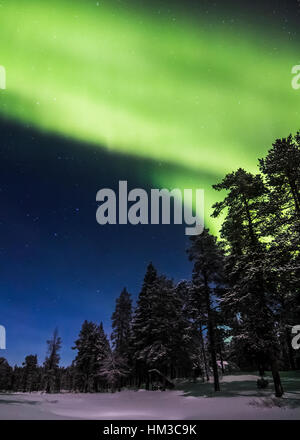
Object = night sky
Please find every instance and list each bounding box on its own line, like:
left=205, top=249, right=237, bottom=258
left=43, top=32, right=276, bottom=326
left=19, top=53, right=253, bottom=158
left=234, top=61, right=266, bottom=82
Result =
left=0, top=0, right=300, bottom=366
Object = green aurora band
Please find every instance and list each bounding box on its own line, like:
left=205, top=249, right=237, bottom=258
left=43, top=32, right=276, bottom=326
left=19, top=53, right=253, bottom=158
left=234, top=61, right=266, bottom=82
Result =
left=0, top=0, right=299, bottom=233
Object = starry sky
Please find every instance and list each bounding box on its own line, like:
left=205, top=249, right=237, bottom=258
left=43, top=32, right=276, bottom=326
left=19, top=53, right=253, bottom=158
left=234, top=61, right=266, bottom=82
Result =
left=0, top=0, right=300, bottom=366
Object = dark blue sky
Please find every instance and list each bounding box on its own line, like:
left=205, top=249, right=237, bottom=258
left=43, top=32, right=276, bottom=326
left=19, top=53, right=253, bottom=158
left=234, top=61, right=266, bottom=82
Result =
left=0, top=118, right=193, bottom=366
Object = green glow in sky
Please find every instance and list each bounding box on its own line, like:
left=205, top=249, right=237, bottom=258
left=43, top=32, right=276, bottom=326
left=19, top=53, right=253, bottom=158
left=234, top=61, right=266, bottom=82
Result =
left=0, top=0, right=299, bottom=233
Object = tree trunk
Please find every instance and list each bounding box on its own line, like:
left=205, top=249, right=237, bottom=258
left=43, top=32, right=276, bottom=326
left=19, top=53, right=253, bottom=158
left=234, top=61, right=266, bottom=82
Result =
left=208, top=319, right=220, bottom=392
left=145, top=371, right=150, bottom=390
left=204, top=280, right=220, bottom=392
left=271, top=359, right=284, bottom=397
left=199, top=321, right=210, bottom=381
left=258, top=364, right=265, bottom=377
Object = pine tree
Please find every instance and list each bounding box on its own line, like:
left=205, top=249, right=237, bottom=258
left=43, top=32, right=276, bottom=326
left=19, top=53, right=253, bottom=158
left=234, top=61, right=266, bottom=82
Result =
left=130, top=263, right=158, bottom=387
left=73, top=321, right=110, bottom=392
left=111, top=288, right=132, bottom=357
left=22, top=355, right=38, bottom=392
left=0, top=357, right=12, bottom=391
left=259, top=133, right=300, bottom=369
left=44, top=328, right=62, bottom=393
left=131, top=263, right=192, bottom=388
left=187, top=229, right=224, bottom=392
left=212, top=168, right=284, bottom=397
left=95, top=322, right=111, bottom=390
left=11, top=365, right=24, bottom=391
left=73, top=320, right=96, bottom=392
left=185, top=282, right=210, bottom=382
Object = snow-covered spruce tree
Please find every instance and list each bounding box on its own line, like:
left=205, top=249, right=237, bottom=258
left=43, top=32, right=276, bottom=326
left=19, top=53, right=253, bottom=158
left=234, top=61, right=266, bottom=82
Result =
left=187, top=229, right=224, bottom=392
left=130, top=262, right=158, bottom=387
left=73, top=321, right=96, bottom=392
left=22, top=354, right=39, bottom=392
left=0, top=357, right=12, bottom=391
left=212, top=168, right=284, bottom=397
left=168, top=281, right=193, bottom=379
left=184, top=282, right=210, bottom=382
left=73, top=321, right=110, bottom=392
left=111, top=287, right=132, bottom=357
left=131, top=263, right=192, bottom=388
left=174, top=281, right=204, bottom=381
left=259, top=133, right=300, bottom=369
left=111, top=287, right=132, bottom=387
left=43, top=328, right=62, bottom=393
left=95, top=322, right=111, bottom=390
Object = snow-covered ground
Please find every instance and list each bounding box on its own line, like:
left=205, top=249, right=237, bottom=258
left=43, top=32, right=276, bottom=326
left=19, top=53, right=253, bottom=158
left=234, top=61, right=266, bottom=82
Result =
left=1, top=373, right=300, bottom=420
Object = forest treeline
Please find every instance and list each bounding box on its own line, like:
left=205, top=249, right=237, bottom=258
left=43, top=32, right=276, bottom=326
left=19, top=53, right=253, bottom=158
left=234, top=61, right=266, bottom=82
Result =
left=1, top=132, right=299, bottom=397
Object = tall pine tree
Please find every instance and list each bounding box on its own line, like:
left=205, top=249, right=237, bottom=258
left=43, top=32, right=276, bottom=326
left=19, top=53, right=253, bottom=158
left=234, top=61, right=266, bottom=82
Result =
left=131, top=263, right=192, bottom=388
left=212, top=168, right=284, bottom=397
left=111, top=288, right=132, bottom=357
left=22, top=355, right=39, bottom=392
left=73, top=321, right=110, bottom=392
left=188, top=229, right=224, bottom=392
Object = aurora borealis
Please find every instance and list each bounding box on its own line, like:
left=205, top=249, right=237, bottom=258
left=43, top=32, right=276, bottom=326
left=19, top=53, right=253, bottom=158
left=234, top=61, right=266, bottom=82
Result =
left=1, top=0, right=300, bottom=231
left=1, top=0, right=300, bottom=365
